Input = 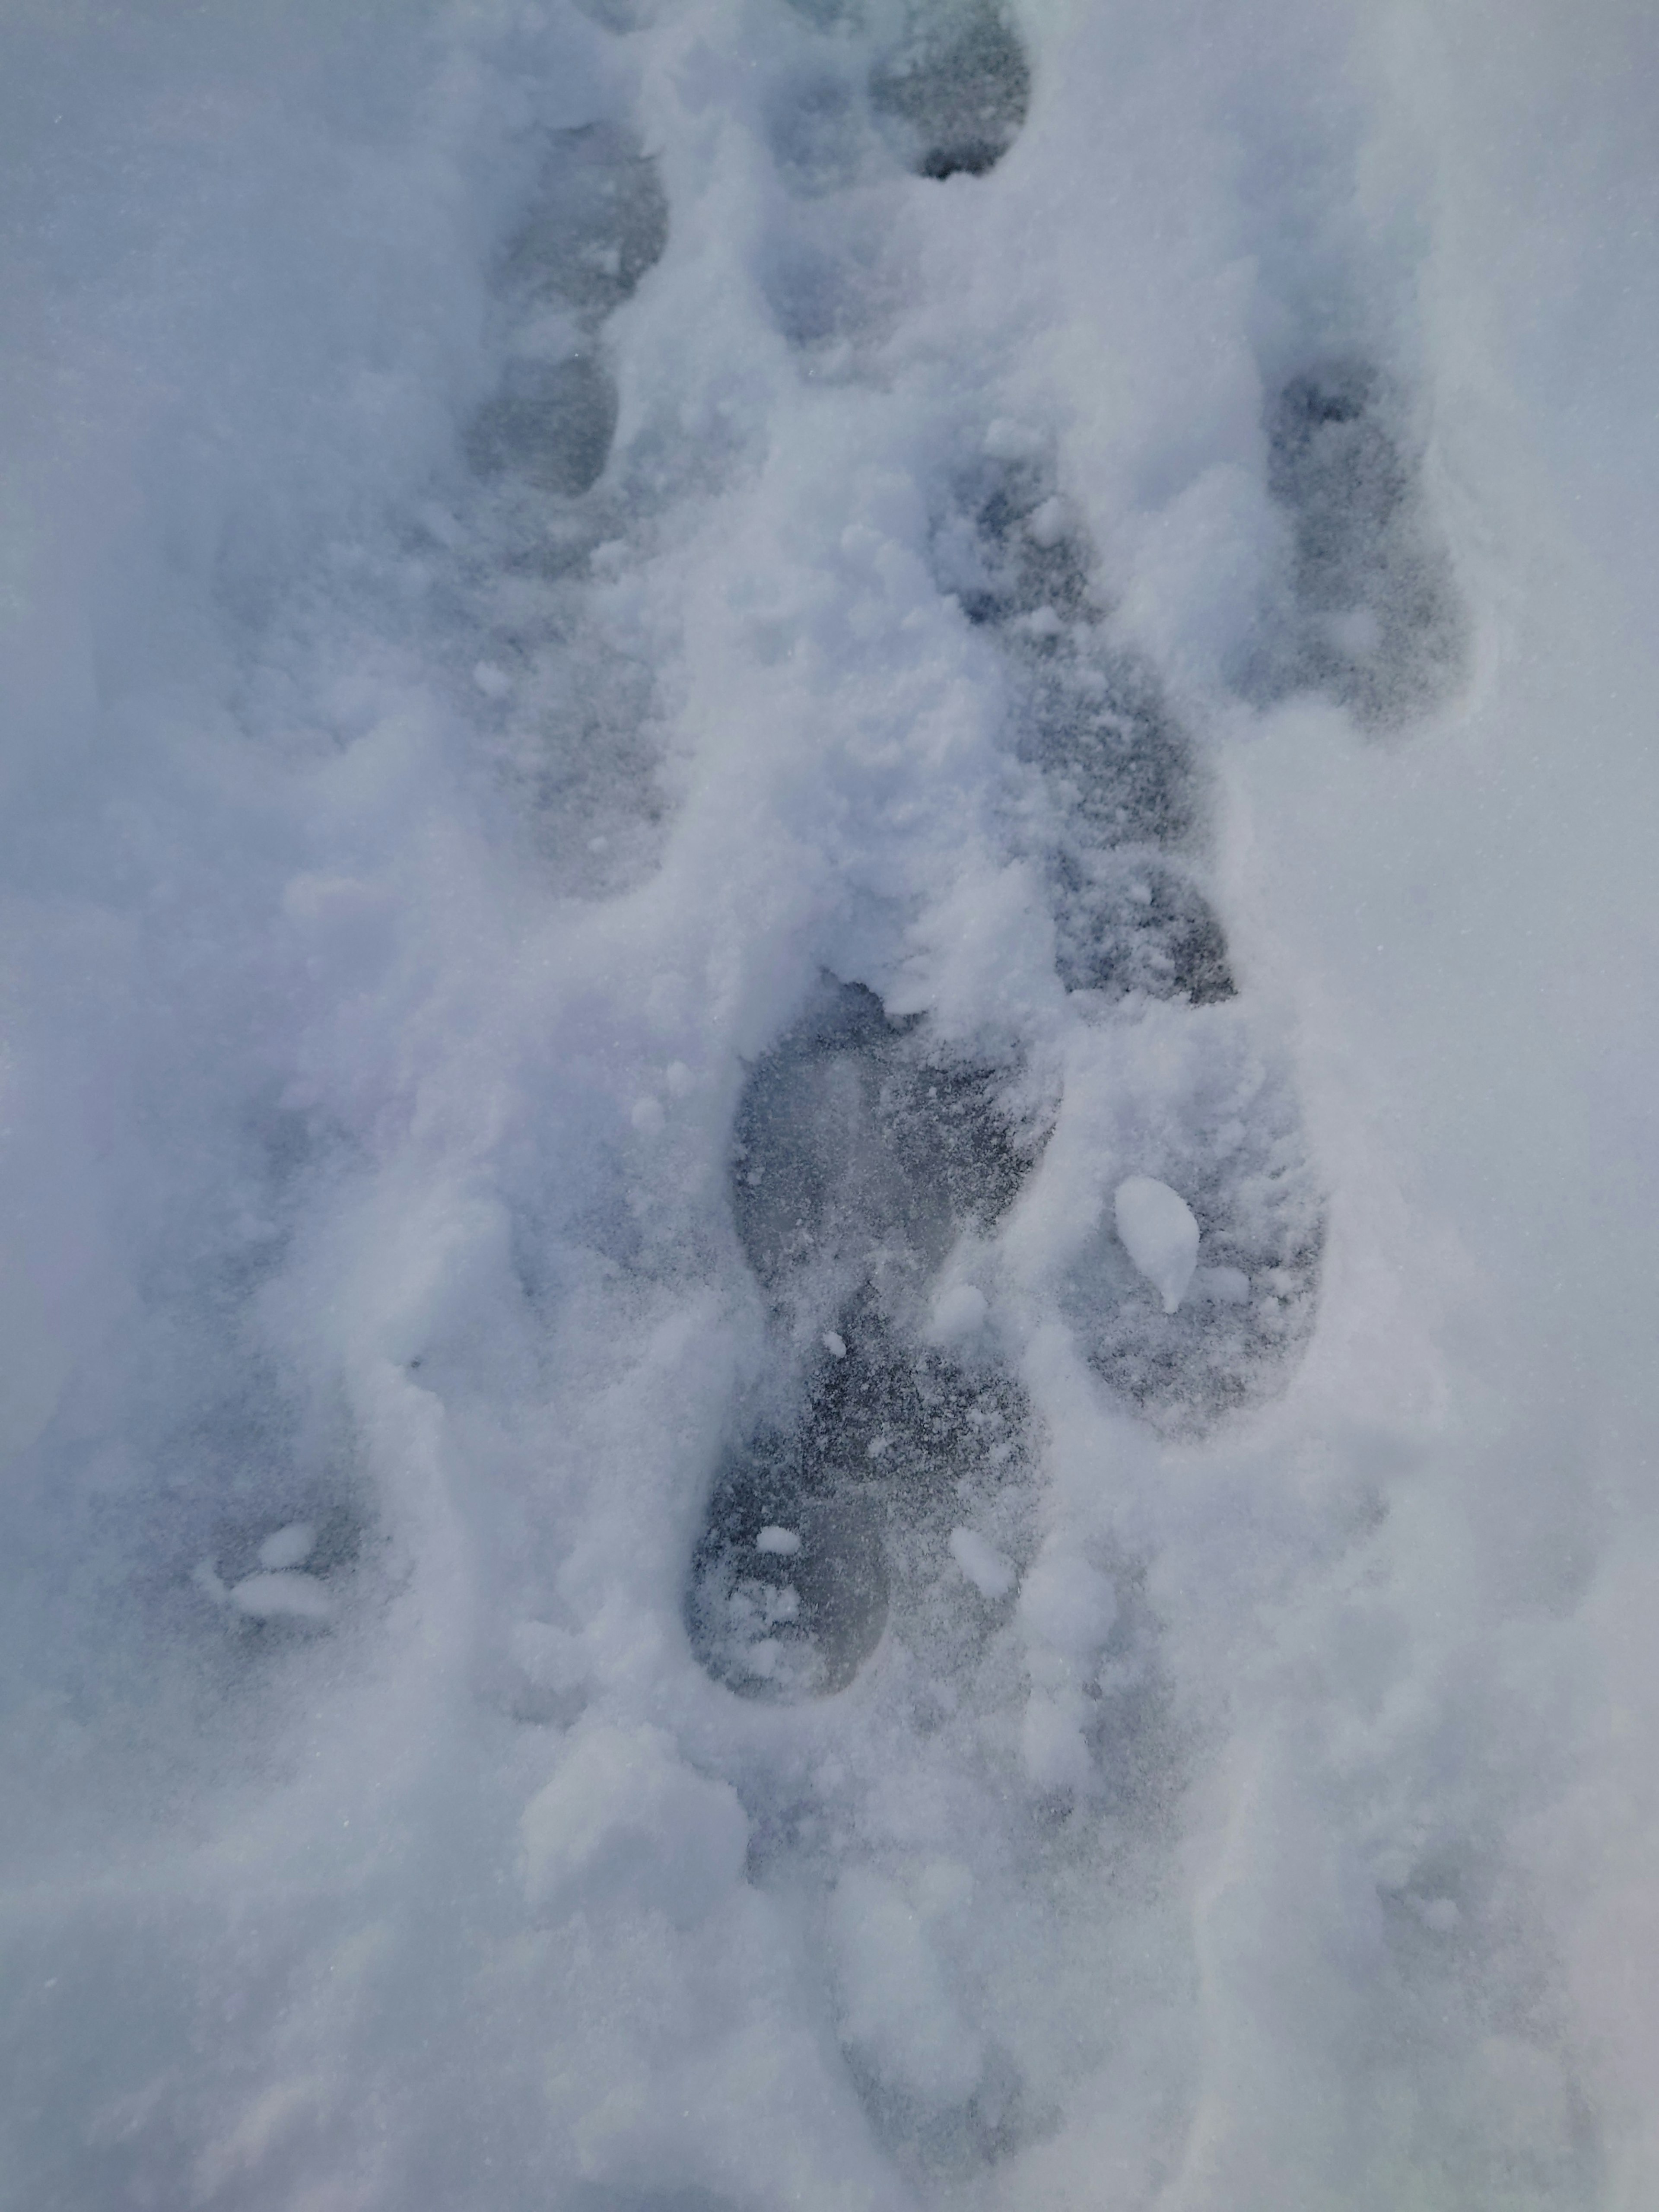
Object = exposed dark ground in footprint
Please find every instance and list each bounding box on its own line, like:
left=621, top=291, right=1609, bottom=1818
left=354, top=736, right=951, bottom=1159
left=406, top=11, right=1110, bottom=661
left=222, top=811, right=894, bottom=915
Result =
left=1253, top=356, right=1468, bottom=727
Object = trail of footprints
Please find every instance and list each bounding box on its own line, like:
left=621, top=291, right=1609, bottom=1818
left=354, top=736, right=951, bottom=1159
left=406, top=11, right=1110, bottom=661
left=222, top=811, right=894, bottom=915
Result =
left=690, top=0, right=1472, bottom=1707
left=110, top=10, right=1478, bottom=2201
left=174, top=0, right=1467, bottom=1827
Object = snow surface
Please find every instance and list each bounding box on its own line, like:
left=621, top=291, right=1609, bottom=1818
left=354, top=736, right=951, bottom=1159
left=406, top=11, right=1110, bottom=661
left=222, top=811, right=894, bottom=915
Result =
left=4, top=0, right=1659, bottom=2207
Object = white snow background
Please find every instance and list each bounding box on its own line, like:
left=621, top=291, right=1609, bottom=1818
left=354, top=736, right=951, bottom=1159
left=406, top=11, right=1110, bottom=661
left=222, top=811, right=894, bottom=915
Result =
left=3, top=0, right=1659, bottom=2206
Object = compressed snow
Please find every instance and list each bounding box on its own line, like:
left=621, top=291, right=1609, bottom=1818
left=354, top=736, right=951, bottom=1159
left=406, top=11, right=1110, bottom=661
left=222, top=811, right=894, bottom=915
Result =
left=1018, top=1552, right=1118, bottom=1659
left=828, top=1867, right=985, bottom=2108
left=1113, top=1174, right=1201, bottom=1313
left=519, top=1725, right=748, bottom=1929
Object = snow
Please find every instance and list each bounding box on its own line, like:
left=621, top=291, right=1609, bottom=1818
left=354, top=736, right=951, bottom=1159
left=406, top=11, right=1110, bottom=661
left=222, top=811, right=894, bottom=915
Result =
left=520, top=1723, right=750, bottom=1929
left=1017, top=1550, right=1117, bottom=1658
left=2, top=0, right=1659, bottom=2205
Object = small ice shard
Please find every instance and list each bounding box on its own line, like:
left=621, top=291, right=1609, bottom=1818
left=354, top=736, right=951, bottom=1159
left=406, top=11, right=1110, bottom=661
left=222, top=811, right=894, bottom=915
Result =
left=755, top=1526, right=801, bottom=1556
left=227, top=1570, right=333, bottom=1623
left=949, top=1526, right=1014, bottom=1600
left=1113, top=1175, right=1200, bottom=1313
left=823, top=1331, right=847, bottom=1358
left=257, top=1522, right=317, bottom=1571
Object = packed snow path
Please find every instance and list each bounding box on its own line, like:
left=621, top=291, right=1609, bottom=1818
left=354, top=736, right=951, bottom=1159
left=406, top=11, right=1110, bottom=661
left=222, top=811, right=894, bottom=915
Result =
left=3, top=2, right=1659, bottom=2208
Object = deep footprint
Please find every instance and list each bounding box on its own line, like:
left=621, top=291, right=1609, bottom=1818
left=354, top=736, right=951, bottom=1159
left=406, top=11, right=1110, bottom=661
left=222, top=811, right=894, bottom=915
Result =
left=690, top=980, right=1037, bottom=1700
left=869, top=0, right=1030, bottom=180
left=688, top=1304, right=1024, bottom=1698
left=730, top=979, right=1033, bottom=1323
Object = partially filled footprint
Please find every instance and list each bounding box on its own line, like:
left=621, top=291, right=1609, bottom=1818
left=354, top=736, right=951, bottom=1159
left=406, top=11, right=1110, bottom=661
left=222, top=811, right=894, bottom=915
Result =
left=466, top=123, right=667, bottom=500
left=1257, top=357, right=1467, bottom=726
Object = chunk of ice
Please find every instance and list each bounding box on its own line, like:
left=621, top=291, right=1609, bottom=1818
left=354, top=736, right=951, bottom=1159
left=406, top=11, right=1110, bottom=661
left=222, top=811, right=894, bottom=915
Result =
left=1113, top=1175, right=1200, bottom=1313
left=755, top=1526, right=801, bottom=1556
left=949, top=1526, right=1015, bottom=1600
left=227, top=1570, right=332, bottom=1623
left=257, top=1522, right=317, bottom=1571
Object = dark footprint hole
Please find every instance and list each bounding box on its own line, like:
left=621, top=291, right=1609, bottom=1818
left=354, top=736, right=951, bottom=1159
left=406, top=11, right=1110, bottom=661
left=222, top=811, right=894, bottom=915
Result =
left=1071, top=1158, right=1326, bottom=1435
left=687, top=1314, right=1023, bottom=1700
left=870, top=1, right=1030, bottom=181
left=688, top=1332, right=893, bottom=1700
left=1052, top=854, right=1235, bottom=1005
left=730, top=977, right=1033, bottom=1308
left=1024, top=664, right=1207, bottom=853
left=466, top=352, right=619, bottom=497
left=504, top=122, right=668, bottom=315
left=941, top=468, right=1096, bottom=630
